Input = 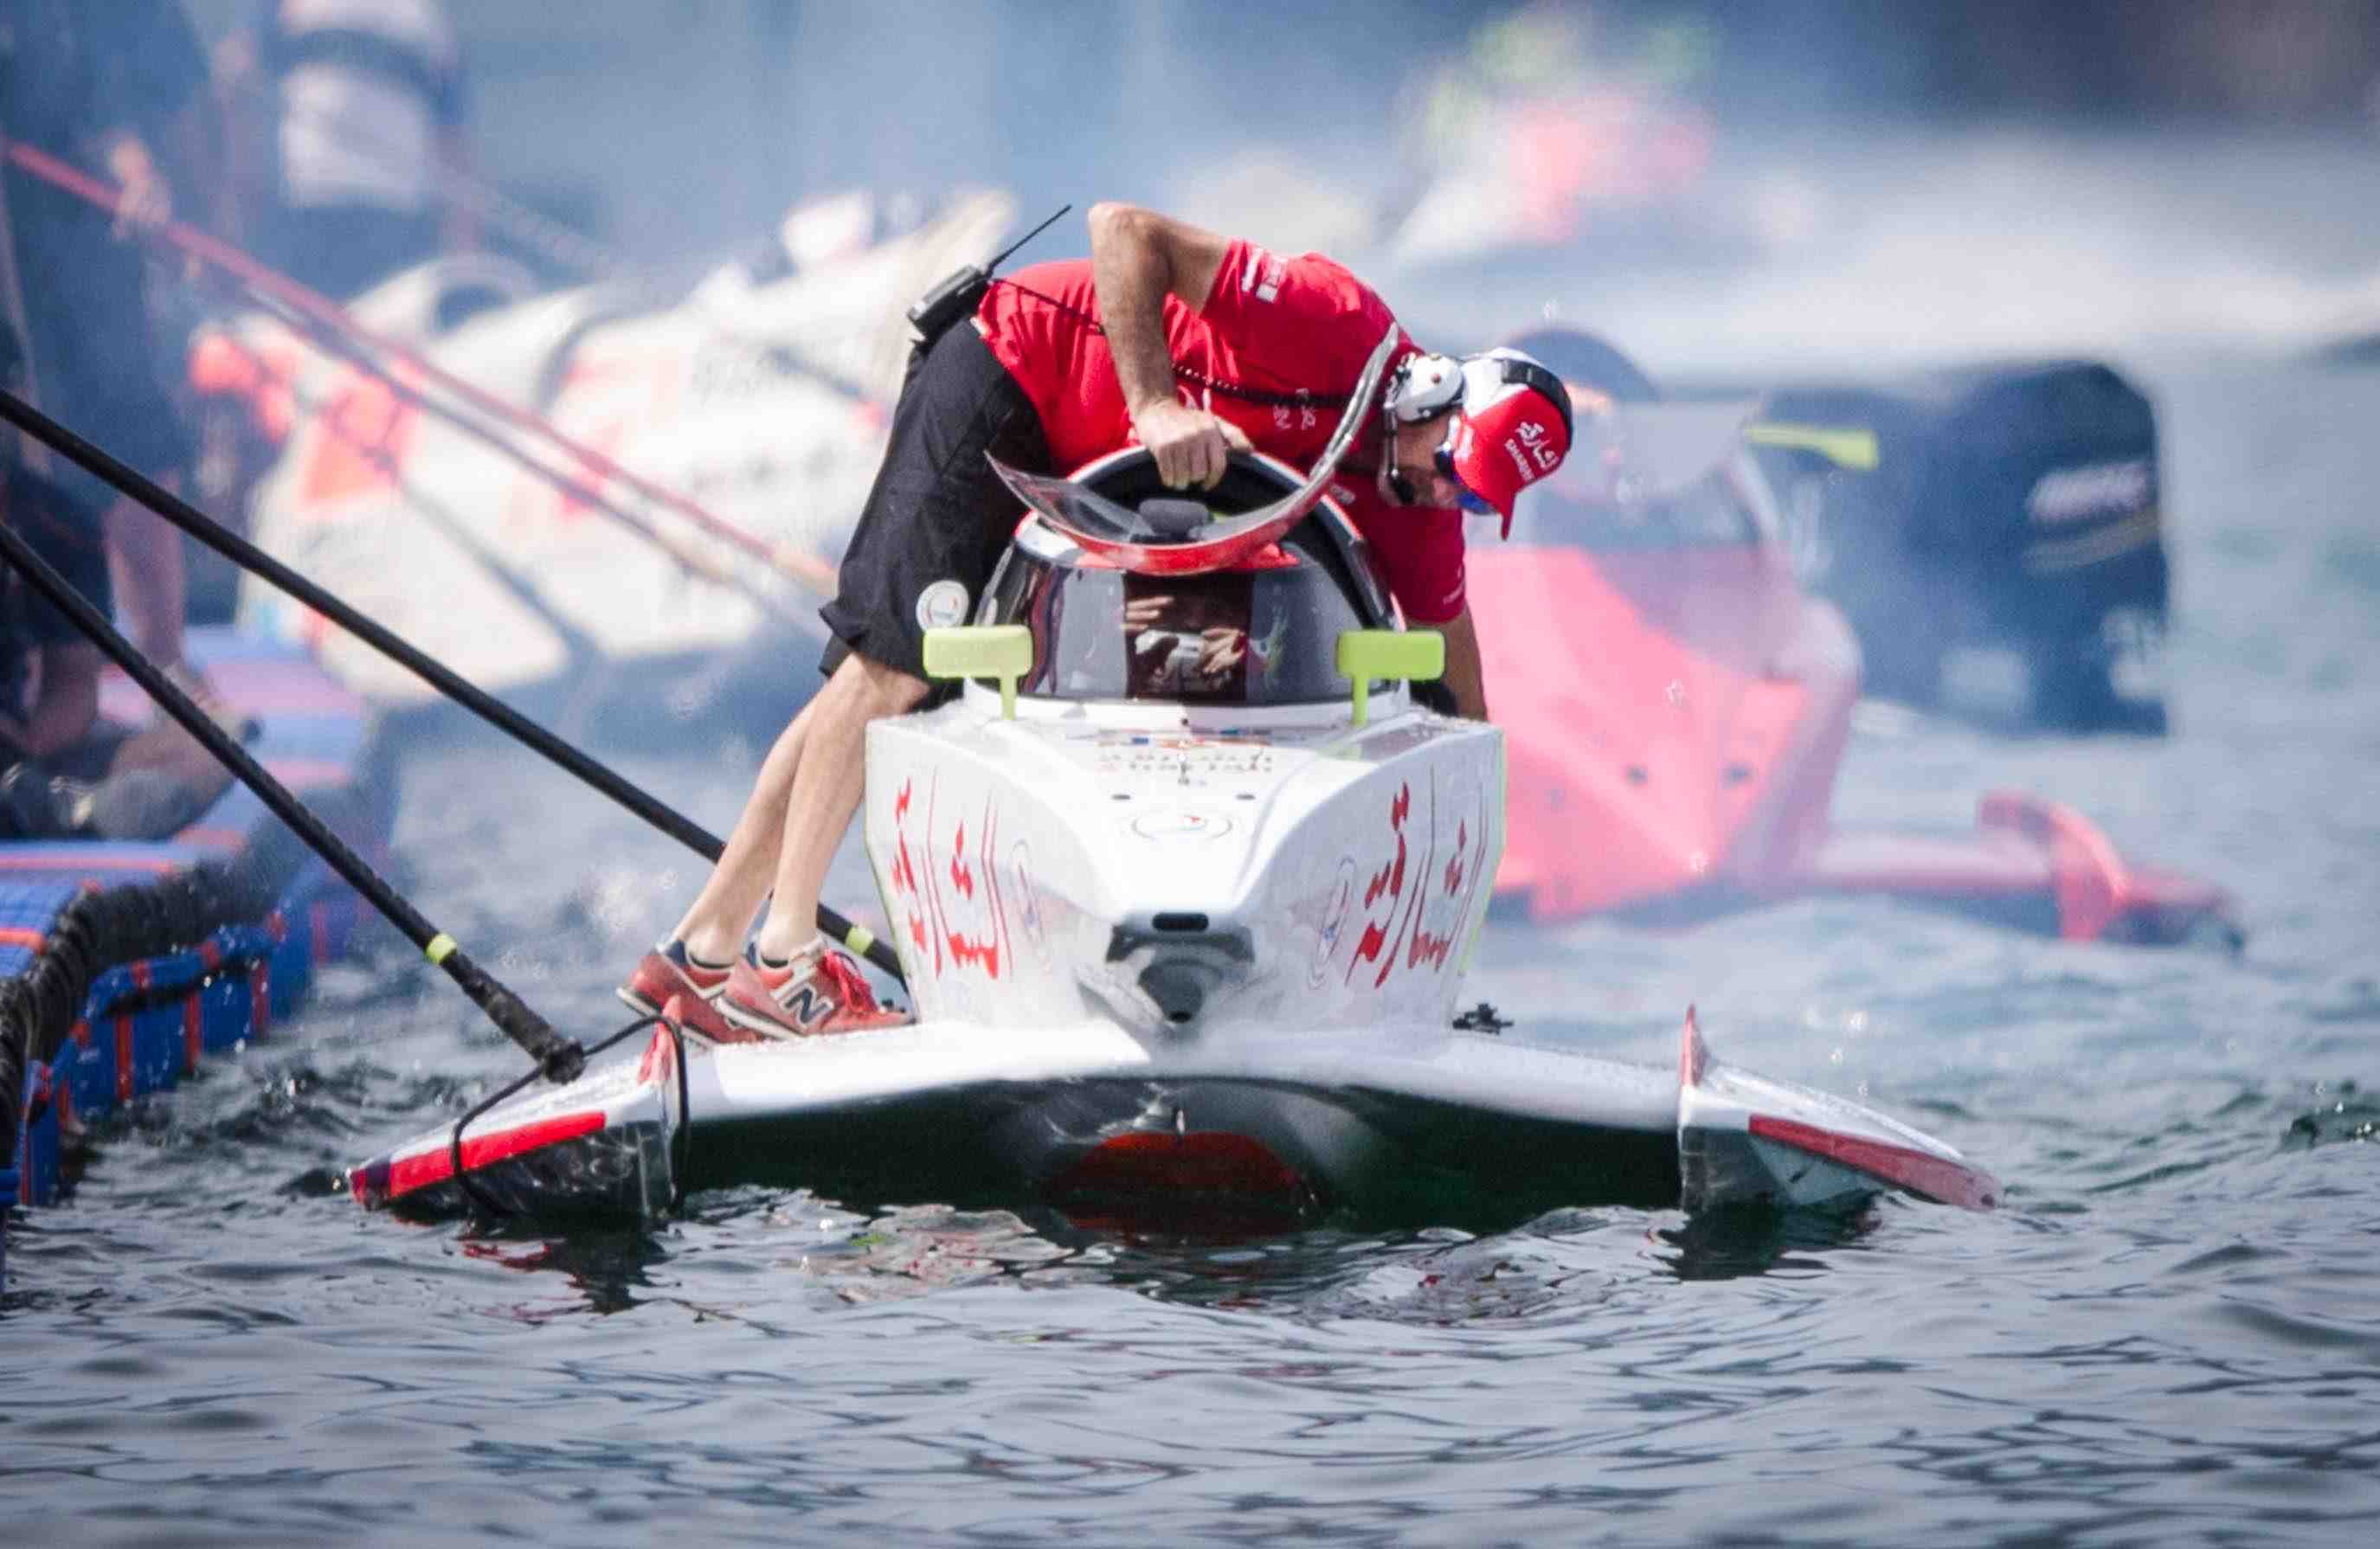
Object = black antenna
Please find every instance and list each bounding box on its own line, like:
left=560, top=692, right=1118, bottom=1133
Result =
left=987, top=202, right=1071, bottom=270
left=906, top=202, right=1074, bottom=346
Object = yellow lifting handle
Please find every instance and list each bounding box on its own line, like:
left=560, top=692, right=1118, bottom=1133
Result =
left=1744, top=421, right=1880, bottom=472
left=1336, top=628, right=1444, bottom=729
left=923, top=625, right=1034, bottom=718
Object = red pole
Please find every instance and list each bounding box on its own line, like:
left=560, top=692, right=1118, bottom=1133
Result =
left=207, top=316, right=806, bottom=627
left=2, top=137, right=842, bottom=596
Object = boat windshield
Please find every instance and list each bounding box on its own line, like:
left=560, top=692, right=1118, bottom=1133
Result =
left=1508, top=402, right=1767, bottom=551
left=980, top=515, right=1393, bottom=707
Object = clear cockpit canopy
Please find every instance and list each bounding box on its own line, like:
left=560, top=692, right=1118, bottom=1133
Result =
left=978, top=451, right=1397, bottom=708
left=1508, top=400, right=1776, bottom=550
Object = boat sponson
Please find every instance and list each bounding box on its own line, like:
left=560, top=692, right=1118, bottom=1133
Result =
left=341, top=1009, right=1988, bottom=1224
left=350, top=1025, right=680, bottom=1218
left=1676, top=1008, right=2000, bottom=1212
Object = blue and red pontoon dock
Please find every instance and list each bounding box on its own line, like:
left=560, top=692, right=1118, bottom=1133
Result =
left=1, top=627, right=388, bottom=1287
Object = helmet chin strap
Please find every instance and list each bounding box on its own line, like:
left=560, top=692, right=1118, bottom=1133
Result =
left=1381, top=351, right=1466, bottom=506
left=1378, top=408, right=1419, bottom=506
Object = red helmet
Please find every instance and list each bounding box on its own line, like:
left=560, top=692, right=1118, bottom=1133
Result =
left=1383, top=346, right=1575, bottom=535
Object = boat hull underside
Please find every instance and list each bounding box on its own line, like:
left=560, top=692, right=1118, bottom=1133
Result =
left=686, top=1077, right=1684, bottom=1231
left=352, top=1001, right=1999, bottom=1227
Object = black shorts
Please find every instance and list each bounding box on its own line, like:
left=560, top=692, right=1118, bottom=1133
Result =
left=3, top=467, right=114, bottom=647
left=5, top=166, right=195, bottom=500
left=819, top=322, right=1050, bottom=684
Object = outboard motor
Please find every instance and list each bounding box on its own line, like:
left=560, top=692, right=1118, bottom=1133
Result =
left=1753, top=362, right=2167, bottom=730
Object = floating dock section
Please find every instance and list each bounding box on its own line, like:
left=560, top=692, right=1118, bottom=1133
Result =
left=1, top=627, right=388, bottom=1289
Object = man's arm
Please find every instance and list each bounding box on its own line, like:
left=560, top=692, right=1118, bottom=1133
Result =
left=1437, top=606, right=1489, bottom=722
left=98, top=130, right=172, bottom=235
left=1085, top=202, right=1247, bottom=490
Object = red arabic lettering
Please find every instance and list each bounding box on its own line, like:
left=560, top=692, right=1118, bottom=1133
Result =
left=1442, top=819, right=1469, bottom=897
left=942, top=801, right=1002, bottom=979
left=1348, top=782, right=1413, bottom=987
left=889, top=777, right=930, bottom=956
left=949, top=822, right=975, bottom=897
left=1407, top=813, right=1469, bottom=973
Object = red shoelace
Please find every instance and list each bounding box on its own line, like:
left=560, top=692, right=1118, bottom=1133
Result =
left=814, top=948, right=883, bottom=1014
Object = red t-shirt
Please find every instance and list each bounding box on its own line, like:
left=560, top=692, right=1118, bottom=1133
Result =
left=976, top=242, right=1469, bottom=625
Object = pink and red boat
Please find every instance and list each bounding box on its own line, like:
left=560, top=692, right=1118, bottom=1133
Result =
left=1471, top=390, right=2238, bottom=947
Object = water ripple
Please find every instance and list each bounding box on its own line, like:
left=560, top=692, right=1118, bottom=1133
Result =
left=11, top=359, right=2380, bottom=1542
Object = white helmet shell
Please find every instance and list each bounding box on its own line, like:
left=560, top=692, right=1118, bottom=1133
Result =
left=1381, top=351, right=1467, bottom=426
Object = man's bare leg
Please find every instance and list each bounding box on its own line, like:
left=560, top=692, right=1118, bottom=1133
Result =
left=105, top=490, right=188, bottom=672
left=104, top=485, right=258, bottom=747
left=666, top=692, right=820, bottom=964
left=749, top=652, right=927, bottom=962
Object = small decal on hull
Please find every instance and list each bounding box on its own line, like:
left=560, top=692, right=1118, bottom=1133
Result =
left=1309, top=858, right=1357, bottom=987
left=1130, top=810, right=1232, bottom=840
left=1010, top=839, right=1049, bottom=963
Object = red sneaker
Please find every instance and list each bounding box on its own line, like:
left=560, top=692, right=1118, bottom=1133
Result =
left=719, top=941, right=909, bottom=1038
left=615, top=938, right=747, bottom=1048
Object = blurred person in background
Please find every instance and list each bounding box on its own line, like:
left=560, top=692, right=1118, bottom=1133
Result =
left=620, top=201, right=1575, bottom=1043
left=219, top=0, right=474, bottom=302
left=1380, top=2, right=1717, bottom=267
left=1, top=321, right=231, bottom=840
left=2, top=0, right=221, bottom=711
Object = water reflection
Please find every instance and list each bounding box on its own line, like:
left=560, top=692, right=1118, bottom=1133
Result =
left=402, top=1176, right=1927, bottom=1324
left=1653, top=1201, right=1881, bottom=1282
left=459, top=1227, right=668, bottom=1320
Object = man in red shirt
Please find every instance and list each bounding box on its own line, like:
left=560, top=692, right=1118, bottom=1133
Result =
left=621, top=202, right=1575, bottom=1041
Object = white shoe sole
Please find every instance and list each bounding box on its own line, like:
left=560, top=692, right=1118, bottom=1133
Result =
left=716, top=995, right=810, bottom=1041
left=614, top=984, right=740, bottom=1051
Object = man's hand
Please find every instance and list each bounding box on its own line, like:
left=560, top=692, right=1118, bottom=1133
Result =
left=104, top=134, right=172, bottom=238
left=1195, top=627, right=1246, bottom=678
left=1131, top=398, right=1251, bottom=490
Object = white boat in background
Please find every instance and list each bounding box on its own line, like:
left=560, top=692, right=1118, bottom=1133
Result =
left=348, top=442, right=1998, bottom=1232
left=189, top=190, right=1019, bottom=707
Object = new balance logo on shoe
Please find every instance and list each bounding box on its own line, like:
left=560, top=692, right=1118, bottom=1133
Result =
left=781, top=983, right=831, bottom=1031
left=717, top=941, right=911, bottom=1039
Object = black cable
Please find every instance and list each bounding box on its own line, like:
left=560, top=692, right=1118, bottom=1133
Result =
left=444, top=1009, right=688, bottom=1220
left=0, top=514, right=586, bottom=1084
left=0, top=384, right=906, bottom=987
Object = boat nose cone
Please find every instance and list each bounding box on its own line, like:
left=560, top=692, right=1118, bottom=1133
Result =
left=1140, top=957, right=1218, bottom=1026
left=1104, top=916, right=1255, bottom=1038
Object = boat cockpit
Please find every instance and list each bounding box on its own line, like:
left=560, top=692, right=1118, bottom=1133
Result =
left=975, top=451, right=1403, bottom=710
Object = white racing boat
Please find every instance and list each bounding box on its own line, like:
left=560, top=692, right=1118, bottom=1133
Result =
left=348, top=354, right=1998, bottom=1231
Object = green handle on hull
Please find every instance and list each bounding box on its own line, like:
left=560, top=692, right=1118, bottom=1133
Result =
left=1337, top=629, right=1445, bottom=729
left=924, top=625, right=1035, bottom=719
